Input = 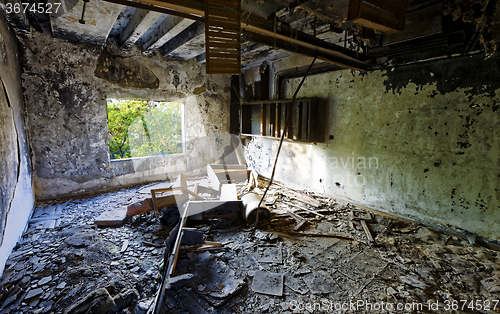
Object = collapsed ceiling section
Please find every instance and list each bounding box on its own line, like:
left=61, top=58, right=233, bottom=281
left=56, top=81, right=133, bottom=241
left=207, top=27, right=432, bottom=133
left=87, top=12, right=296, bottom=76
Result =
left=1, top=0, right=498, bottom=70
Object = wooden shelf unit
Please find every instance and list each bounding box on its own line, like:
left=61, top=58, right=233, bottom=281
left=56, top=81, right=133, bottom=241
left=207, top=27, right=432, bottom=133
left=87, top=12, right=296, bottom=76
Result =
left=241, top=98, right=328, bottom=143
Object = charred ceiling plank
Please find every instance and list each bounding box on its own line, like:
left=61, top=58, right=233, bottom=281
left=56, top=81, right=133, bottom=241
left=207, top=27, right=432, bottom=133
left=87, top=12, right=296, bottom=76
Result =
left=101, top=0, right=371, bottom=70
left=141, top=16, right=196, bottom=54
left=119, top=9, right=162, bottom=49
left=161, top=20, right=205, bottom=59
left=50, top=0, right=123, bottom=46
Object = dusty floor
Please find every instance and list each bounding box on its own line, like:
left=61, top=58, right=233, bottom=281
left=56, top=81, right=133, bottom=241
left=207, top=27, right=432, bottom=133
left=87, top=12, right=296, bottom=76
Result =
left=1, top=178, right=500, bottom=314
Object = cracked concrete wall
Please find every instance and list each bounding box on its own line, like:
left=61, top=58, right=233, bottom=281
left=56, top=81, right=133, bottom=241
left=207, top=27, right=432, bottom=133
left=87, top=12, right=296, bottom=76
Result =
left=20, top=32, right=231, bottom=200
left=0, top=11, right=35, bottom=275
left=244, top=54, right=500, bottom=244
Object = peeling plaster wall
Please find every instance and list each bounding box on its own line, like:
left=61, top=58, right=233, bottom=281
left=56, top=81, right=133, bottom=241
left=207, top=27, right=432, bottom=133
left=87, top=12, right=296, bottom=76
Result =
left=0, top=11, right=35, bottom=275
left=244, top=54, right=500, bottom=243
left=20, top=32, right=231, bottom=200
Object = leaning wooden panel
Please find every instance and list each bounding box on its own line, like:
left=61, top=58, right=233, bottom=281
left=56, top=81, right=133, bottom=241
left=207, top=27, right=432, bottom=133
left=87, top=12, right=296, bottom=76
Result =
left=205, top=0, right=241, bottom=74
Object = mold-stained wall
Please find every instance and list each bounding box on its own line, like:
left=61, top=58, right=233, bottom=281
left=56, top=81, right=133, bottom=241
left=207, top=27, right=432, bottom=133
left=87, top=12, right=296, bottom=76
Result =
left=244, top=54, right=500, bottom=243
left=0, top=11, right=35, bottom=275
left=20, top=31, right=232, bottom=200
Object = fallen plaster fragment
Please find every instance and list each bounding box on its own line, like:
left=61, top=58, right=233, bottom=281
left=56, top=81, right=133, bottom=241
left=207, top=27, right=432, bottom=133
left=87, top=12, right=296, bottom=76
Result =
left=256, top=244, right=282, bottom=263
left=302, top=270, right=338, bottom=294
left=251, top=271, right=284, bottom=296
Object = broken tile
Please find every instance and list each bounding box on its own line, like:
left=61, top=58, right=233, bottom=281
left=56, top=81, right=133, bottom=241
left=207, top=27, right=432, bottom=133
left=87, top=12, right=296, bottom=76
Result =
left=251, top=271, right=284, bottom=296
left=25, top=288, right=43, bottom=299
left=302, top=271, right=338, bottom=294
left=255, top=244, right=282, bottom=264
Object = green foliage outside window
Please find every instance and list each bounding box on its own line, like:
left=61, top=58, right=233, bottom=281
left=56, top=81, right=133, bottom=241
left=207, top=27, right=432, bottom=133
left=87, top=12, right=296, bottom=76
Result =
left=107, top=99, right=183, bottom=159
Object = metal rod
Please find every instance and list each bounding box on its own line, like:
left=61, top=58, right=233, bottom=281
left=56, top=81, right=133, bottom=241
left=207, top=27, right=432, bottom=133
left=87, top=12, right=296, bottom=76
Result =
left=79, top=0, right=89, bottom=24
left=251, top=56, right=317, bottom=235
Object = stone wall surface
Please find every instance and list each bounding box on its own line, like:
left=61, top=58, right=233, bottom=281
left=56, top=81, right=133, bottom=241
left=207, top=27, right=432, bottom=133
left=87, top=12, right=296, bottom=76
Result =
left=0, top=11, right=35, bottom=275
left=20, top=32, right=232, bottom=200
left=244, top=55, right=500, bottom=243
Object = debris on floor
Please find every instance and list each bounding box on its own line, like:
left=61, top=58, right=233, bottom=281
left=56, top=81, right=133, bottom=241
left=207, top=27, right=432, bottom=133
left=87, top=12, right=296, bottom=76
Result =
left=1, top=168, right=500, bottom=314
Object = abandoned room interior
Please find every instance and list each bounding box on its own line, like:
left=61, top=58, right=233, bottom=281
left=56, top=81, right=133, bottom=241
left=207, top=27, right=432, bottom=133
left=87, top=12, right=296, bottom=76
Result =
left=0, top=0, right=499, bottom=312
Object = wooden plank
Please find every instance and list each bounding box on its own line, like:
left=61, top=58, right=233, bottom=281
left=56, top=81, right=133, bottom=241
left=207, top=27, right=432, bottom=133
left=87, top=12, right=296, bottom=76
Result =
left=207, top=41, right=239, bottom=49
left=220, top=184, right=238, bottom=201
left=208, top=0, right=239, bottom=9
left=360, top=220, right=375, bottom=243
left=172, top=174, right=187, bottom=188
left=207, top=164, right=222, bottom=190
left=151, top=186, right=204, bottom=212
left=181, top=200, right=241, bottom=216
left=208, top=19, right=239, bottom=29
left=207, top=8, right=240, bottom=20
left=282, top=189, right=321, bottom=207
left=210, top=164, right=247, bottom=170
left=156, top=193, right=189, bottom=209
left=207, top=51, right=240, bottom=58
left=282, top=201, right=325, bottom=217
left=206, top=67, right=240, bottom=75
left=207, top=30, right=240, bottom=40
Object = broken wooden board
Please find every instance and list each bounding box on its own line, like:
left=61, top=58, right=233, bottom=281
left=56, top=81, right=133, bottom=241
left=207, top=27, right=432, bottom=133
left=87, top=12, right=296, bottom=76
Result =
left=172, top=173, right=187, bottom=188
left=251, top=271, right=284, bottom=296
left=207, top=164, right=249, bottom=190
left=94, top=209, right=128, bottom=227
left=151, top=186, right=203, bottom=213
left=282, top=190, right=321, bottom=207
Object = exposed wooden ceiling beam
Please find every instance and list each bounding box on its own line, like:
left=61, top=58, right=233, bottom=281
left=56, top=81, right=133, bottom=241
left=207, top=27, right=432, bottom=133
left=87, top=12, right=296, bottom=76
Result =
left=161, top=21, right=205, bottom=59
left=102, top=0, right=372, bottom=70
left=142, top=17, right=196, bottom=54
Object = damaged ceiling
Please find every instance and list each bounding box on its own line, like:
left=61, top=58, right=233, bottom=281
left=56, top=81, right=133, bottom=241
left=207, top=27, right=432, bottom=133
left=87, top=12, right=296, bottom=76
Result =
left=2, top=0, right=499, bottom=70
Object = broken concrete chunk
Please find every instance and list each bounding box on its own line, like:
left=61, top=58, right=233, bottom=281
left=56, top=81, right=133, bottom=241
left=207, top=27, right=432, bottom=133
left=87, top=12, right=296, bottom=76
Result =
left=251, top=271, right=284, bottom=296
left=400, top=275, right=427, bottom=289
left=112, top=289, right=139, bottom=312
left=56, top=282, right=67, bottom=289
left=37, top=276, right=51, bottom=286
left=25, top=287, right=43, bottom=299
left=94, top=209, right=128, bottom=227
left=193, top=252, right=245, bottom=305
left=120, top=240, right=129, bottom=253
left=64, top=288, right=116, bottom=314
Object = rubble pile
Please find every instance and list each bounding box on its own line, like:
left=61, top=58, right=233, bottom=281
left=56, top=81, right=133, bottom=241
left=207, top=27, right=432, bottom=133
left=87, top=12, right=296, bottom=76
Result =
left=1, top=168, right=499, bottom=314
